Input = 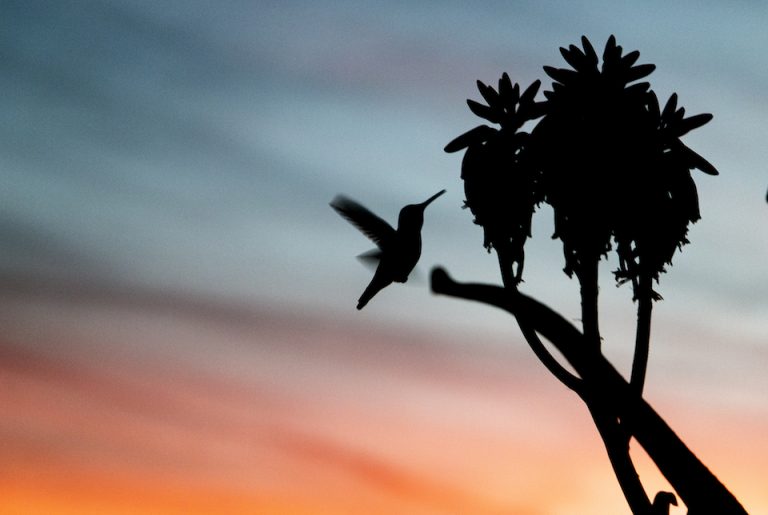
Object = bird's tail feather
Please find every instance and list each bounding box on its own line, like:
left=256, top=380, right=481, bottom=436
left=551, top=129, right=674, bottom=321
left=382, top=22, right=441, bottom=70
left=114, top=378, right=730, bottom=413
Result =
left=357, top=287, right=376, bottom=310
left=357, top=275, right=390, bottom=310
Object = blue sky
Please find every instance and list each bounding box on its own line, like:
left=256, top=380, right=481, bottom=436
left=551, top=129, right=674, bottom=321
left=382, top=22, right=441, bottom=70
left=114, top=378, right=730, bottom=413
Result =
left=3, top=0, right=766, bottom=357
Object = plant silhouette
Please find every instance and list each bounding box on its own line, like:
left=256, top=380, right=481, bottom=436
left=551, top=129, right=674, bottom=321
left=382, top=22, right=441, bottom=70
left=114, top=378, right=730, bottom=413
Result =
left=652, top=491, right=678, bottom=515
left=334, top=36, right=748, bottom=514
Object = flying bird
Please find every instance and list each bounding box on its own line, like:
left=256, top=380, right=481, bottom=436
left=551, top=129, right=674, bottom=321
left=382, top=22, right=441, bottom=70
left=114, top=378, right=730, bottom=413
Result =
left=331, top=189, right=446, bottom=309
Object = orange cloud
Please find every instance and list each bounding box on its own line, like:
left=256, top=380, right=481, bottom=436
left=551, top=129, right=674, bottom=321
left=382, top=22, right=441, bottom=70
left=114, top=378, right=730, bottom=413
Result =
left=0, top=293, right=765, bottom=514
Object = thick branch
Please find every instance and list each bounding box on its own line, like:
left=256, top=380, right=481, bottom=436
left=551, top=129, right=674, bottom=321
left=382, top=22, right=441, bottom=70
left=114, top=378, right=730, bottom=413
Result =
left=495, top=246, right=583, bottom=393
left=515, top=317, right=584, bottom=393
left=431, top=267, right=748, bottom=515
left=588, top=402, right=652, bottom=515
left=442, top=262, right=647, bottom=512
left=495, top=248, right=647, bottom=512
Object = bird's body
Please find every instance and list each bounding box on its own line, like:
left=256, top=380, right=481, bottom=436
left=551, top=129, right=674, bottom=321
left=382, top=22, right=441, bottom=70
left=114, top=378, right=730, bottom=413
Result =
left=331, top=190, right=446, bottom=309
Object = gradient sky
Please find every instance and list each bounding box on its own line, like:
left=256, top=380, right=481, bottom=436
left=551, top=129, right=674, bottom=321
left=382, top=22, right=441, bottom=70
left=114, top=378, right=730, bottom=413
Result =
left=1, top=1, right=767, bottom=513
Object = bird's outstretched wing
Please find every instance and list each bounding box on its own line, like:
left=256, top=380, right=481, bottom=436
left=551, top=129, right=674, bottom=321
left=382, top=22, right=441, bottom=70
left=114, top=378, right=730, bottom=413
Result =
left=330, top=195, right=396, bottom=249
left=356, top=249, right=383, bottom=269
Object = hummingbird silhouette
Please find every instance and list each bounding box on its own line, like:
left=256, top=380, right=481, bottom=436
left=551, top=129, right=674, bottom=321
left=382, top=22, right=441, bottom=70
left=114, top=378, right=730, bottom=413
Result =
left=331, top=189, right=446, bottom=309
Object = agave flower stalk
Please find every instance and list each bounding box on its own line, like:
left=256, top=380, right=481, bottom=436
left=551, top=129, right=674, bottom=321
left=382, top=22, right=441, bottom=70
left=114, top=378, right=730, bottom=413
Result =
left=441, top=35, right=730, bottom=515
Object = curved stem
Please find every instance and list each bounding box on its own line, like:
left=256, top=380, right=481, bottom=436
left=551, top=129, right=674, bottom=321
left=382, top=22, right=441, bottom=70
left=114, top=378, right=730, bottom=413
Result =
left=430, top=267, right=748, bottom=514
left=587, top=401, right=652, bottom=515
left=495, top=246, right=583, bottom=393
left=496, top=248, right=646, bottom=513
left=517, top=319, right=584, bottom=393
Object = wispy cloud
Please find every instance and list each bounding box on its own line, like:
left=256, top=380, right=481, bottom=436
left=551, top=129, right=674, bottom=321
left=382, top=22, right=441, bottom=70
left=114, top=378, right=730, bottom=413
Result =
left=1, top=1, right=766, bottom=512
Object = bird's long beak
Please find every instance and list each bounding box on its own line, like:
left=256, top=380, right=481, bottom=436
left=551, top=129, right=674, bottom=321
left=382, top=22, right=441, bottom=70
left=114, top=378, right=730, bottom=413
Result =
left=419, top=189, right=446, bottom=209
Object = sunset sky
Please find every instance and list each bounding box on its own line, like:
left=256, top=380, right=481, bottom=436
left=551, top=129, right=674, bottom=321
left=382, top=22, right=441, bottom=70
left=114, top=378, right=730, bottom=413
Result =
left=1, top=1, right=767, bottom=513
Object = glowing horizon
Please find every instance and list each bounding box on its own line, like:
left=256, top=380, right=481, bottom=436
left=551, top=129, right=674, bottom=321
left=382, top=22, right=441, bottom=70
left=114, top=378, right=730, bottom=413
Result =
left=1, top=290, right=766, bottom=513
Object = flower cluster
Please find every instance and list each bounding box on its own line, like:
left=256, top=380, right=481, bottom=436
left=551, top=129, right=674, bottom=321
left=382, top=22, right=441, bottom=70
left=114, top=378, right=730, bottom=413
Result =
left=446, top=35, right=717, bottom=299
left=444, top=74, right=546, bottom=284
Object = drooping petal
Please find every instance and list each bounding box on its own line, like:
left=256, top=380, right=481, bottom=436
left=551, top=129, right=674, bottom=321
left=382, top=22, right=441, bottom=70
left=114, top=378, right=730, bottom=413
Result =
left=679, top=145, right=719, bottom=175
left=673, top=113, right=713, bottom=137
left=544, top=66, right=578, bottom=85
left=444, top=125, right=496, bottom=153
left=647, top=91, right=661, bottom=120
left=625, top=63, right=656, bottom=82
left=602, top=35, right=621, bottom=69
left=519, top=80, right=541, bottom=106
left=498, top=72, right=514, bottom=99
left=662, top=93, right=678, bottom=119
left=467, top=99, right=503, bottom=124
left=580, top=35, right=599, bottom=67
left=476, top=80, right=501, bottom=108
left=559, top=46, right=585, bottom=70
left=620, top=50, right=640, bottom=68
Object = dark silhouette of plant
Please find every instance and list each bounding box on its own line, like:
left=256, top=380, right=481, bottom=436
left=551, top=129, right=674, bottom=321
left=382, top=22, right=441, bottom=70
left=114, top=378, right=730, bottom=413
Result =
left=445, top=74, right=546, bottom=287
left=435, top=36, right=746, bottom=514
left=530, top=36, right=718, bottom=399
left=652, top=491, right=678, bottom=514
left=334, top=35, right=749, bottom=514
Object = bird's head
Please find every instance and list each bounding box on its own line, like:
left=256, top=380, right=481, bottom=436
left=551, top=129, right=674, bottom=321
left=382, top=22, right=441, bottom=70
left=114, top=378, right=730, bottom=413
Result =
left=398, top=189, right=446, bottom=229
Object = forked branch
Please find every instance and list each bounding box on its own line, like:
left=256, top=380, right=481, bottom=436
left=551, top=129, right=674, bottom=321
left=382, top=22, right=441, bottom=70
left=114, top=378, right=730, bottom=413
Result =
left=430, top=267, right=748, bottom=515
